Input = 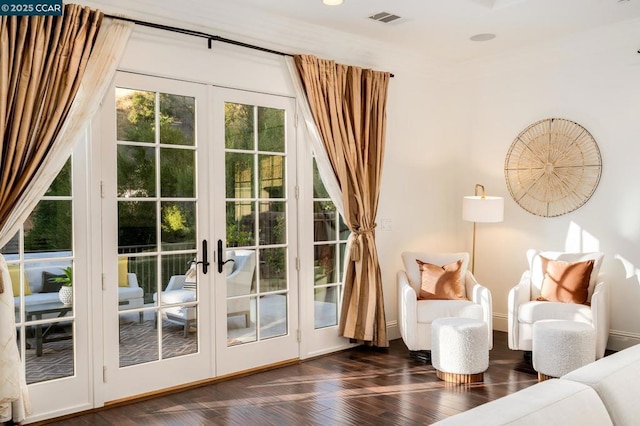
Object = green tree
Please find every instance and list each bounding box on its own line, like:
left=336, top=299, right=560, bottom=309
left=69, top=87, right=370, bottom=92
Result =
left=24, top=160, right=72, bottom=253
left=224, top=103, right=286, bottom=252
left=116, top=91, right=196, bottom=250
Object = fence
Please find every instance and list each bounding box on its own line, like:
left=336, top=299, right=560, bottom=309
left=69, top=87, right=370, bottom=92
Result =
left=120, top=243, right=195, bottom=303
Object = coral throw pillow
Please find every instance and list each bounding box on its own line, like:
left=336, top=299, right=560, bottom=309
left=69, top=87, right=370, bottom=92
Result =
left=416, top=259, right=466, bottom=300
left=538, top=256, right=594, bottom=304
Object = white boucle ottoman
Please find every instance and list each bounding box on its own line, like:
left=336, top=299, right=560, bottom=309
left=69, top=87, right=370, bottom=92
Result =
left=533, top=319, right=596, bottom=382
left=431, top=317, right=489, bottom=384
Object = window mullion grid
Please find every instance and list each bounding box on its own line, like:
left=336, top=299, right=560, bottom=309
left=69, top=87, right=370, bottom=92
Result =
left=155, top=91, right=164, bottom=359
left=252, top=105, right=262, bottom=341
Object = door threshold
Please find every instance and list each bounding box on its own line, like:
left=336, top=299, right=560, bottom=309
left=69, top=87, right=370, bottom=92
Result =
left=105, top=357, right=301, bottom=407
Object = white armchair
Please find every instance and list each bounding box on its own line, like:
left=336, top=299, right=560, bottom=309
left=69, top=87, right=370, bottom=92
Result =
left=397, top=252, right=493, bottom=358
left=154, top=249, right=257, bottom=335
left=508, top=249, right=609, bottom=359
left=225, top=250, right=256, bottom=327
left=154, top=274, right=197, bottom=337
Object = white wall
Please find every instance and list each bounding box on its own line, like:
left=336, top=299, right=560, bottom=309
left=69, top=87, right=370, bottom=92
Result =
left=452, top=19, right=640, bottom=349
left=377, top=68, right=461, bottom=339
left=83, top=0, right=640, bottom=350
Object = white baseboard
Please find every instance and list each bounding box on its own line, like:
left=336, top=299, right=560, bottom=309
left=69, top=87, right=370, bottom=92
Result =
left=388, top=316, right=640, bottom=353
left=493, top=315, right=640, bottom=353
left=607, top=329, right=640, bottom=351
left=387, top=320, right=400, bottom=341
left=493, top=313, right=508, bottom=332
left=388, top=316, right=507, bottom=341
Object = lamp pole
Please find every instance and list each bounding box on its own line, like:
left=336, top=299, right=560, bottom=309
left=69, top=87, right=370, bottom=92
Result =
left=470, top=184, right=484, bottom=275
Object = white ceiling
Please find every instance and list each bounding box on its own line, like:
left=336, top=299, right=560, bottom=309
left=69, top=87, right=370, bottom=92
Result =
left=90, top=0, right=640, bottom=65
left=227, top=0, right=640, bottom=63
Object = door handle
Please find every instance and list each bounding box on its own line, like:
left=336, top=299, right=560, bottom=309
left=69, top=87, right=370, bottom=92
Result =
left=217, top=239, right=235, bottom=274
left=190, top=240, right=210, bottom=274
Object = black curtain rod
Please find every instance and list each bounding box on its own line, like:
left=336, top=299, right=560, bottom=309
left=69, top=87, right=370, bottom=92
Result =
left=104, top=14, right=394, bottom=77
left=105, top=14, right=290, bottom=57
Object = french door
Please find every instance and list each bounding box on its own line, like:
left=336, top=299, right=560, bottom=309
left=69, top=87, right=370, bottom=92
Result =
left=212, top=87, right=298, bottom=375
left=101, top=72, right=298, bottom=400
left=101, top=73, right=212, bottom=401
left=3, top=146, right=92, bottom=421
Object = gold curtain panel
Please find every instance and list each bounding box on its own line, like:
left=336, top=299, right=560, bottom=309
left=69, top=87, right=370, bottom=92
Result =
left=504, top=118, right=602, bottom=217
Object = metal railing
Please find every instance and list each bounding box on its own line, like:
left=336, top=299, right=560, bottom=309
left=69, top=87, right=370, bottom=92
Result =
left=120, top=243, right=195, bottom=303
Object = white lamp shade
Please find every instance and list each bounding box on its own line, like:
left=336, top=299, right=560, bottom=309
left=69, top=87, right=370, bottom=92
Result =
left=462, top=196, right=504, bottom=223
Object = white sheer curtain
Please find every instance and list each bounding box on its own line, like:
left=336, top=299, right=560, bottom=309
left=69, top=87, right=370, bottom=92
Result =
left=285, top=57, right=344, bottom=216
left=0, top=18, right=133, bottom=248
left=0, top=18, right=133, bottom=423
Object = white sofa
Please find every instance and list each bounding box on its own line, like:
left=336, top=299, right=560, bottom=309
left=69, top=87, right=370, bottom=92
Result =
left=434, top=344, right=640, bottom=425
left=13, top=259, right=143, bottom=310
left=562, top=344, right=640, bottom=425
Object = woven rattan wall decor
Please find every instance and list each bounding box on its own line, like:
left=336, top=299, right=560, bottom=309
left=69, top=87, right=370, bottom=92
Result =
left=504, top=118, right=602, bottom=217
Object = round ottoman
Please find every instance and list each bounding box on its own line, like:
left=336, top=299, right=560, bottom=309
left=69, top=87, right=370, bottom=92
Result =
left=533, top=319, right=596, bottom=381
left=431, top=317, right=489, bottom=384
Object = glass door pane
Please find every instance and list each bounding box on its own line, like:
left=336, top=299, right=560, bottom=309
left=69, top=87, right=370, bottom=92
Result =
left=5, top=162, right=75, bottom=384
left=214, top=88, right=298, bottom=376
left=312, top=160, right=348, bottom=329
left=2, top=143, right=95, bottom=420
left=115, top=88, right=199, bottom=366
left=224, top=102, right=288, bottom=346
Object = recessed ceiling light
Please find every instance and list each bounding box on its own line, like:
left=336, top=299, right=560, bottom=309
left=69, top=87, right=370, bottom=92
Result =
left=470, top=33, right=496, bottom=42
left=323, top=0, right=343, bottom=5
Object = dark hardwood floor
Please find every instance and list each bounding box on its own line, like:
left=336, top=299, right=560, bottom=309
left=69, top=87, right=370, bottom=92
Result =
left=43, top=331, right=538, bottom=425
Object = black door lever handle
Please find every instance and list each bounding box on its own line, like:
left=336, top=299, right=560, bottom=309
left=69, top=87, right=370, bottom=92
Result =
left=217, top=239, right=234, bottom=274
left=192, top=240, right=209, bottom=274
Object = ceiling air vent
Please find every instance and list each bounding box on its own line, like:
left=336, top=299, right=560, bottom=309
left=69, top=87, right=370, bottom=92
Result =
left=368, top=12, right=402, bottom=24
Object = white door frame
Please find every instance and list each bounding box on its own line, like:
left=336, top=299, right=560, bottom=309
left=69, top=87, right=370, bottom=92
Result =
left=212, top=87, right=300, bottom=375
left=100, top=72, right=213, bottom=402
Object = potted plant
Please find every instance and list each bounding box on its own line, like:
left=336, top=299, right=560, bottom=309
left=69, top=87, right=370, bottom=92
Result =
left=53, top=266, right=73, bottom=304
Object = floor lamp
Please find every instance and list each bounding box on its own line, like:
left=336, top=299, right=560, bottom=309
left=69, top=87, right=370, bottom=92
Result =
left=462, top=184, right=504, bottom=274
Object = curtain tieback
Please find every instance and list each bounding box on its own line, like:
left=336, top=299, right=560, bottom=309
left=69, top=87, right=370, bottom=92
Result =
left=351, top=224, right=377, bottom=261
